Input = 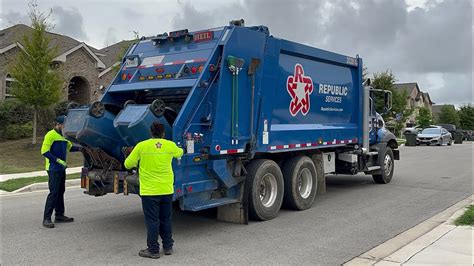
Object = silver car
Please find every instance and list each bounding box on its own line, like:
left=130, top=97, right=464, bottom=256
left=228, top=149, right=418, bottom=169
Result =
left=416, top=127, right=452, bottom=146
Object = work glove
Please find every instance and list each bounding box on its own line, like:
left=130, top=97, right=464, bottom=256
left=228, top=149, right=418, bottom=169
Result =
left=56, top=158, right=67, bottom=168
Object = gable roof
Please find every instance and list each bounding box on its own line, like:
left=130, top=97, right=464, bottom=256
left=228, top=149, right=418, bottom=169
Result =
left=99, top=40, right=136, bottom=68
left=1, top=24, right=80, bottom=55
left=422, top=92, right=435, bottom=105
left=0, top=24, right=105, bottom=69
left=54, top=43, right=106, bottom=69
left=393, top=82, right=420, bottom=97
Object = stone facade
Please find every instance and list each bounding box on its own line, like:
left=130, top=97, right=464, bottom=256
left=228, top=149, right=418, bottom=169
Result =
left=0, top=46, right=22, bottom=100
left=394, top=82, right=435, bottom=126
left=56, top=47, right=101, bottom=103
left=0, top=24, right=128, bottom=103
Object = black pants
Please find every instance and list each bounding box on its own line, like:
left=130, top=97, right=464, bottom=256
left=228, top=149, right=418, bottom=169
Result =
left=43, top=170, right=66, bottom=220
left=141, top=194, right=174, bottom=254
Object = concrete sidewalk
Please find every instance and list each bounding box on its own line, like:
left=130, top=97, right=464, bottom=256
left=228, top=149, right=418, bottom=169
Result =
left=345, top=195, right=473, bottom=265
left=0, top=167, right=82, bottom=182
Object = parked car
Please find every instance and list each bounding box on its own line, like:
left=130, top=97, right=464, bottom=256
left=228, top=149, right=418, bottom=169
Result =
left=416, top=127, right=452, bottom=146
left=404, top=125, right=438, bottom=135
left=404, top=125, right=423, bottom=135
left=436, top=124, right=457, bottom=134
left=461, top=130, right=473, bottom=141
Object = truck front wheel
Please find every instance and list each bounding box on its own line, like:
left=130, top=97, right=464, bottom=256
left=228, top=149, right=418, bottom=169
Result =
left=372, top=147, right=394, bottom=184
left=246, top=159, right=284, bottom=221
left=282, top=156, right=317, bottom=210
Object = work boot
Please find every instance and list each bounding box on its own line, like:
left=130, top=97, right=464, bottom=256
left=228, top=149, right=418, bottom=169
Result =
left=43, top=219, right=54, bottom=228
left=139, top=248, right=160, bottom=259
left=164, top=248, right=173, bottom=255
left=55, top=215, right=74, bottom=223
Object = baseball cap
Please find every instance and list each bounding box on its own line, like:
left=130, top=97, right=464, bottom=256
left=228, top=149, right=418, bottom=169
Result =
left=55, top=115, right=66, bottom=124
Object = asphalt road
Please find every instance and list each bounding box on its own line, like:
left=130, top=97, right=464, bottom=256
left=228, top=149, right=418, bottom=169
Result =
left=1, top=144, right=472, bottom=265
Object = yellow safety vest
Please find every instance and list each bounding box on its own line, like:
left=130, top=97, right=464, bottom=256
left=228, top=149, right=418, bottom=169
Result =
left=124, top=138, right=183, bottom=196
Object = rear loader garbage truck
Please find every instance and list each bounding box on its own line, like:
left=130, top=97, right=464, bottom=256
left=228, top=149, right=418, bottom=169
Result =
left=64, top=20, right=399, bottom=223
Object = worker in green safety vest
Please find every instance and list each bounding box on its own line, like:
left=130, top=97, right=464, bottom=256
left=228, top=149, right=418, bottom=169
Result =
left=124, top=122, right=183, bottom=259
left=41, top=115, right=81, bottom=228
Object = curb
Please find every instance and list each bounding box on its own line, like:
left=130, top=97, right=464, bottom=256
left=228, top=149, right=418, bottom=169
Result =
left=1, top=179, right=81, bottom=195
left=0, top=167, right=83, bottom=182
left=344, top=195, right=473, bottom=265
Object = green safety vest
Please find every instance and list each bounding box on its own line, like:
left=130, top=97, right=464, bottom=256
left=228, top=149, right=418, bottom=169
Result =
left=124, top=138, right=183, bottom=196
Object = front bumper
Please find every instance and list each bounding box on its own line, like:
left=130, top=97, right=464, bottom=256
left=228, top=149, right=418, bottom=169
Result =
left=416, top=138, right=440, bottom=145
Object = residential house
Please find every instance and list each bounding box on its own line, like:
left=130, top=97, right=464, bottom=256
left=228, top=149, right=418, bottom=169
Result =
left=0, top=24, right=134, bottom=103
left=394, top=82, right=435, bottom=126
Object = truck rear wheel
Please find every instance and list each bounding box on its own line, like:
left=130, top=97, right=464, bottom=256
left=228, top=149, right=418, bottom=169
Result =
left=372, top=147, right=394, bottom=184
left=282, top=156, right=317, bottom=210
left=246, top=159, right=284, bottom=221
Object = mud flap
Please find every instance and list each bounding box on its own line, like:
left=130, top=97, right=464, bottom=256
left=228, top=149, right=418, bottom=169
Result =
left=217, top=182, right=248, bottom=224
left=311, top=153, right=326, bottom=194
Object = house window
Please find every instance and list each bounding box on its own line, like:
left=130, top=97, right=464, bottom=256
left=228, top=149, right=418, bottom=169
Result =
left=5, top=74, right=15, bottom=99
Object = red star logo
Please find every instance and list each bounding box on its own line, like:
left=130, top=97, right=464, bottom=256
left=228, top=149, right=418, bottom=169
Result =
left=155, top=142, right=162, bottom=149
left=286, top=64, right=314, bottom=116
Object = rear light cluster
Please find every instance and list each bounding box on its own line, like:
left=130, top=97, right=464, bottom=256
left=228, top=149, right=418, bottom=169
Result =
left=128, top=63, right=215, bottom=82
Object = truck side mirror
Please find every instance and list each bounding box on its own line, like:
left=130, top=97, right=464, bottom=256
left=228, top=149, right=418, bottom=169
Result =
left=378, top=119, right=384, bottom=128
left=383, top=91, right=392, bottom=113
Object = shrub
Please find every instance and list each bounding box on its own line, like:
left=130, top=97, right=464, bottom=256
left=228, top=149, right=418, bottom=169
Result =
left=54, top=100, right=69, bottom=116
left=0, top=100, right=33, bottom=125
left=3, top=122, right=32, bottom=140
left=0, top=100, right=72, bottom=140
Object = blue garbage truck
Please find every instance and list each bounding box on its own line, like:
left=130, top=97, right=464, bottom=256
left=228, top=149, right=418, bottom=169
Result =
left=64, top=20, right=399, bottom=223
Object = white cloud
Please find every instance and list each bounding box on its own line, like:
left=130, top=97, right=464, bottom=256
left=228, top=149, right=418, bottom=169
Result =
left=1, top=0, right=471, bottom=105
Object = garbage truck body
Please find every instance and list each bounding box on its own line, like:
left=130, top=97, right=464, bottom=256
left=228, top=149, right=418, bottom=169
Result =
left=65, top=22, right=399, bottom=222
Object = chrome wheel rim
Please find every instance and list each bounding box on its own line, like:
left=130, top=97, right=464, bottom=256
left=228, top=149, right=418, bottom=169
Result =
left=297, top=168, right=313, bottom=199
left=384, top=154, right=393, bottom=176
left=259, top=173, right=277, bottom=208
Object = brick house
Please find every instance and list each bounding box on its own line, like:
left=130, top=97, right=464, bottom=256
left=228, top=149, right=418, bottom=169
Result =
left=0, top=24, right=133, bottom=103
left=394, top=82, right=435, bottom=126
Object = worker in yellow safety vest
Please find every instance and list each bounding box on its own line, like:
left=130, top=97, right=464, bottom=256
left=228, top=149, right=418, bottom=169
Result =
left=41, top=115, right=81, bottom=228
left=124, top=122, right=183, bottom=259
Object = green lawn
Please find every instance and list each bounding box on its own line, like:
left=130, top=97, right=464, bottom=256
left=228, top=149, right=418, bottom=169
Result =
left=0, top=137, right=84, bottom=174
left=455, top=205, right=474, bottom=226
left=0, top=173, right=81, bottom=192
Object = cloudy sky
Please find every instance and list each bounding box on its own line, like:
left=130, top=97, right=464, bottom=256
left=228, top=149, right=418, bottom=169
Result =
left=1, top=0, right=472, bottom=105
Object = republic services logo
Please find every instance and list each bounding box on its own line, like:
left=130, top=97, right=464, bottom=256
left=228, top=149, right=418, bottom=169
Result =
left=286, top=64, right=314, bottom=116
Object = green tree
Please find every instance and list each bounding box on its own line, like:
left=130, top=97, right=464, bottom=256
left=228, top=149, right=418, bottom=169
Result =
left=437, top=105, right=460, bottom=127
left=9, top=2, right=62, bottom=144
left=458, top=104, right=474, bottom=130
left=416, top=107, right=432, bottom=128
left=371, top=70, right=412, bottom=135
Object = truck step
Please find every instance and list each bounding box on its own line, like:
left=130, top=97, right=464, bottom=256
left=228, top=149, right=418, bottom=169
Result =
left=185, top=197, right=239, bottom=211
left=367, top=166, right=381, bottom=171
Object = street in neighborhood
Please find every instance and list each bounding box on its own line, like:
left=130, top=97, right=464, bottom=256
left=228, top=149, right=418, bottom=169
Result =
left=1, top=144, right=471, bottom=265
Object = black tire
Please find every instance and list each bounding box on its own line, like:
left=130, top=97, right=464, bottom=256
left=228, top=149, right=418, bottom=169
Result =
left=447, top=138, right=452, bottom=146
left=150, top=99, right=166, bottom=117
left=89, top=101, right=105, bottom=118
left=246, top=159, right=284, bottom=221
left=372, top=147, right=394, bottom=184
left=282, top=156, right=317, bottom=210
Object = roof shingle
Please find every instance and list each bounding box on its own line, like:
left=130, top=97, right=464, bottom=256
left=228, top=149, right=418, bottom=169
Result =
left=99, top=40, right=136, bottom=68
left=0, top=24, right=82, bottom=56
